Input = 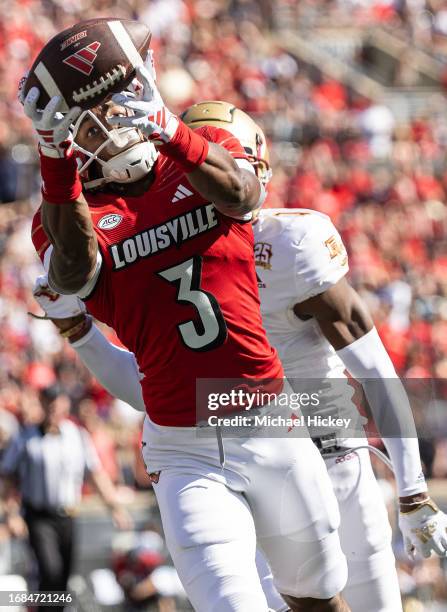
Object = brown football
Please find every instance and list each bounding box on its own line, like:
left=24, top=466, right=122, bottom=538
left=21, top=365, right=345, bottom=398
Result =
left=23, top=18, right=151, bottom=111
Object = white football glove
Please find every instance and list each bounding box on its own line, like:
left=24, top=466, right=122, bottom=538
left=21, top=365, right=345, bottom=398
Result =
left=17, top=71, right=29, bottom=105
left=399, top=499, right=447, bottom=559
left=127, top=50, right=156, bottom=98
left=23, top=87, right=81, bottom=158
left=108, top=64, right=179, bottom=144
left=33, top=275, right=86, bottom=319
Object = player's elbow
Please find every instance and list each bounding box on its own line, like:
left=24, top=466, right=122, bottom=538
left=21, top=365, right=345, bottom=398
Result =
left=49, top=267, right=89, bottom=295
left=338, top=300, right=373, bottom=340
left=224, top=172, right=251, bottom=208
left=49, top=247, right=98, bottom=295
left=226, top=170, right=245, bottom=201
left=216, top=169, right=261, bottom=214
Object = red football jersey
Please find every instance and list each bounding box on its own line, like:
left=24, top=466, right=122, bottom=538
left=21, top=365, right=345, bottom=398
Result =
left=32, top=126, right=283, bottom=425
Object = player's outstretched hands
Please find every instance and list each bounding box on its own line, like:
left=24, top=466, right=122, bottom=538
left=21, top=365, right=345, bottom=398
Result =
left=399, top=498, right=447, bottom=559
left=108, top=64, right=179, bottom=144
left=33, top=275, right=86, bottom=319
left=23, top=87, right=80, bottom=158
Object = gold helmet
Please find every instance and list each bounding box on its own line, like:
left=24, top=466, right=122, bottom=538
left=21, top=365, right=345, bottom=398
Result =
left=180, top=101, right=272, bottom=185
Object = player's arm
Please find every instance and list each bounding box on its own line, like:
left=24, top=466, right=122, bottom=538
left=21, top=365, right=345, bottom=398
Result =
left=186, top=142, right=261, bottom=217
left=294, top=231, right=447, bottom=559
left=32, top=276, right=146, bottom=412
left=295, top=278, right=428, bottom=505
left=42, top=196, right=98, bottom=295
left=109, top=66, right=262, bottom=218
left=23, top=88, right=98, bottom=294
left=294, top=277, right=373, bottom=348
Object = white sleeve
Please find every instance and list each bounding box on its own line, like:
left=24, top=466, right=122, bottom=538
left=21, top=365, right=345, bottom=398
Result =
left=294, top=217, right=349, bottom=303
left=43, top=244, right=103, bottom=298
left=71, top=324, right=146, bottom=412
left=337, top=327, right=427, bottom=497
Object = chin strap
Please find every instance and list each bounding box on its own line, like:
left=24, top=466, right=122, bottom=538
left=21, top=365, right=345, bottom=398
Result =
left=80, top=141, right=158, bottom=191
left=82, top=175, right=113, bottom=191
left=72, top=109, right=158, bottom=191
left=27, top=311, right=50, bottom=320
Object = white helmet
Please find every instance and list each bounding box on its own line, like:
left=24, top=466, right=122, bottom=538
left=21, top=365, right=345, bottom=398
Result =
left=71, top=108, right=158, bottom=191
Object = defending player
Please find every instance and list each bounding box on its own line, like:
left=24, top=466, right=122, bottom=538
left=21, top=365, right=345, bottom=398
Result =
left=24, top=46, right=349, bottom=612
left=32, top=101, right=447, bottom=612
left=181, top=102, right=447, bottom=611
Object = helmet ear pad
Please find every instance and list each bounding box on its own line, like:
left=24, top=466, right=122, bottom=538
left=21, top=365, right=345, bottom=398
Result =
left=101, top=142, right=158, bottom=184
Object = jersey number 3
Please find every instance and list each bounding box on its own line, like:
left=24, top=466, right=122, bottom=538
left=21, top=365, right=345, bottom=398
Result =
left=158, top=256, right=228, bottom=351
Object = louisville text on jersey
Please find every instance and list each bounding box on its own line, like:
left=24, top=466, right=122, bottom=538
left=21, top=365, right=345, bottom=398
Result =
left=109, top=204, right=219, bottom=270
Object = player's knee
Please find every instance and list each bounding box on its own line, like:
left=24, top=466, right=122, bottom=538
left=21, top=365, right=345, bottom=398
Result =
left=283, top=593, right=350, bottom=612
left=274, top=532, right=348, bottom=601
left=173, top=541, right=269, bottom=611
left=297, top=559, right=347, bottom=601
left=342, top=549, right=402, bottom=612
left=210, top=590, right=269, bottom=612
left=197, top=572, right=269, bottom=611
left=345, top=547, right=396, bottom=589
left=310, top=533, right=347, bottom=599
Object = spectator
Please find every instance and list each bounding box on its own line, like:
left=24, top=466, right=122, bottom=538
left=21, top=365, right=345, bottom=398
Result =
left=112, top=527, right=185, bottom=612
left=0, top=384, right=131, bottom=611
left=0, top=1, right=446, bottom=607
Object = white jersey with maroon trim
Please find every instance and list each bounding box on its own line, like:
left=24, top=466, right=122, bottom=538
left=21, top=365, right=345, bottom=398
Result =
left=253, top=208, right=349, bottom=379
left=253, top=208, right=363, bottom=438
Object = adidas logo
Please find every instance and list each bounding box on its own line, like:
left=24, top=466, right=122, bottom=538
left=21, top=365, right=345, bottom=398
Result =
left=63, top=41, right=101, bottom=76
left=171, top=184, right=193, bottom=203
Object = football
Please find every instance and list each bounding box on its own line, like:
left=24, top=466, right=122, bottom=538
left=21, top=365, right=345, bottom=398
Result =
left=22, top=18, right=151, bottom=112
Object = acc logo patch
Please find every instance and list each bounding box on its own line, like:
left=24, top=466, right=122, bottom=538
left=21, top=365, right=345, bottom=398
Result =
left=98, top=213, right=123, bottom=230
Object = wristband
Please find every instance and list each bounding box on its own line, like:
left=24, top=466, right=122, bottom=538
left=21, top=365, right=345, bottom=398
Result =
left=400, top=499, right=439, bottom=515
left=61, top=315, right=92, bottom=342
left=40, top=150, right=83, bottom=204
left=158, top=120, right=209, bottom=173
left=400, top=499, right=431, bottom=511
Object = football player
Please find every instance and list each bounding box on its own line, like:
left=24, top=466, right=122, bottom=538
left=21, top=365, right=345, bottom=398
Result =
left=24, top=47, right=349, bottom=612
left=32, top=101, right=447, bottom=612
left=181, top=102, right=447, bottom=611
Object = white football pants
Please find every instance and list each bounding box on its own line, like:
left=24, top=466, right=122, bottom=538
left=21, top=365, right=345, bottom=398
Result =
left=257, top=447, right=403, bottom=612
left=142, top=415, right=348, bottom=612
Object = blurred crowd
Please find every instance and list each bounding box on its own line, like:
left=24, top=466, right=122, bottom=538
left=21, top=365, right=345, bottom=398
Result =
left=278, top=0, right=447, bottom=61
left=1, top=0, right=447, bottom=609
